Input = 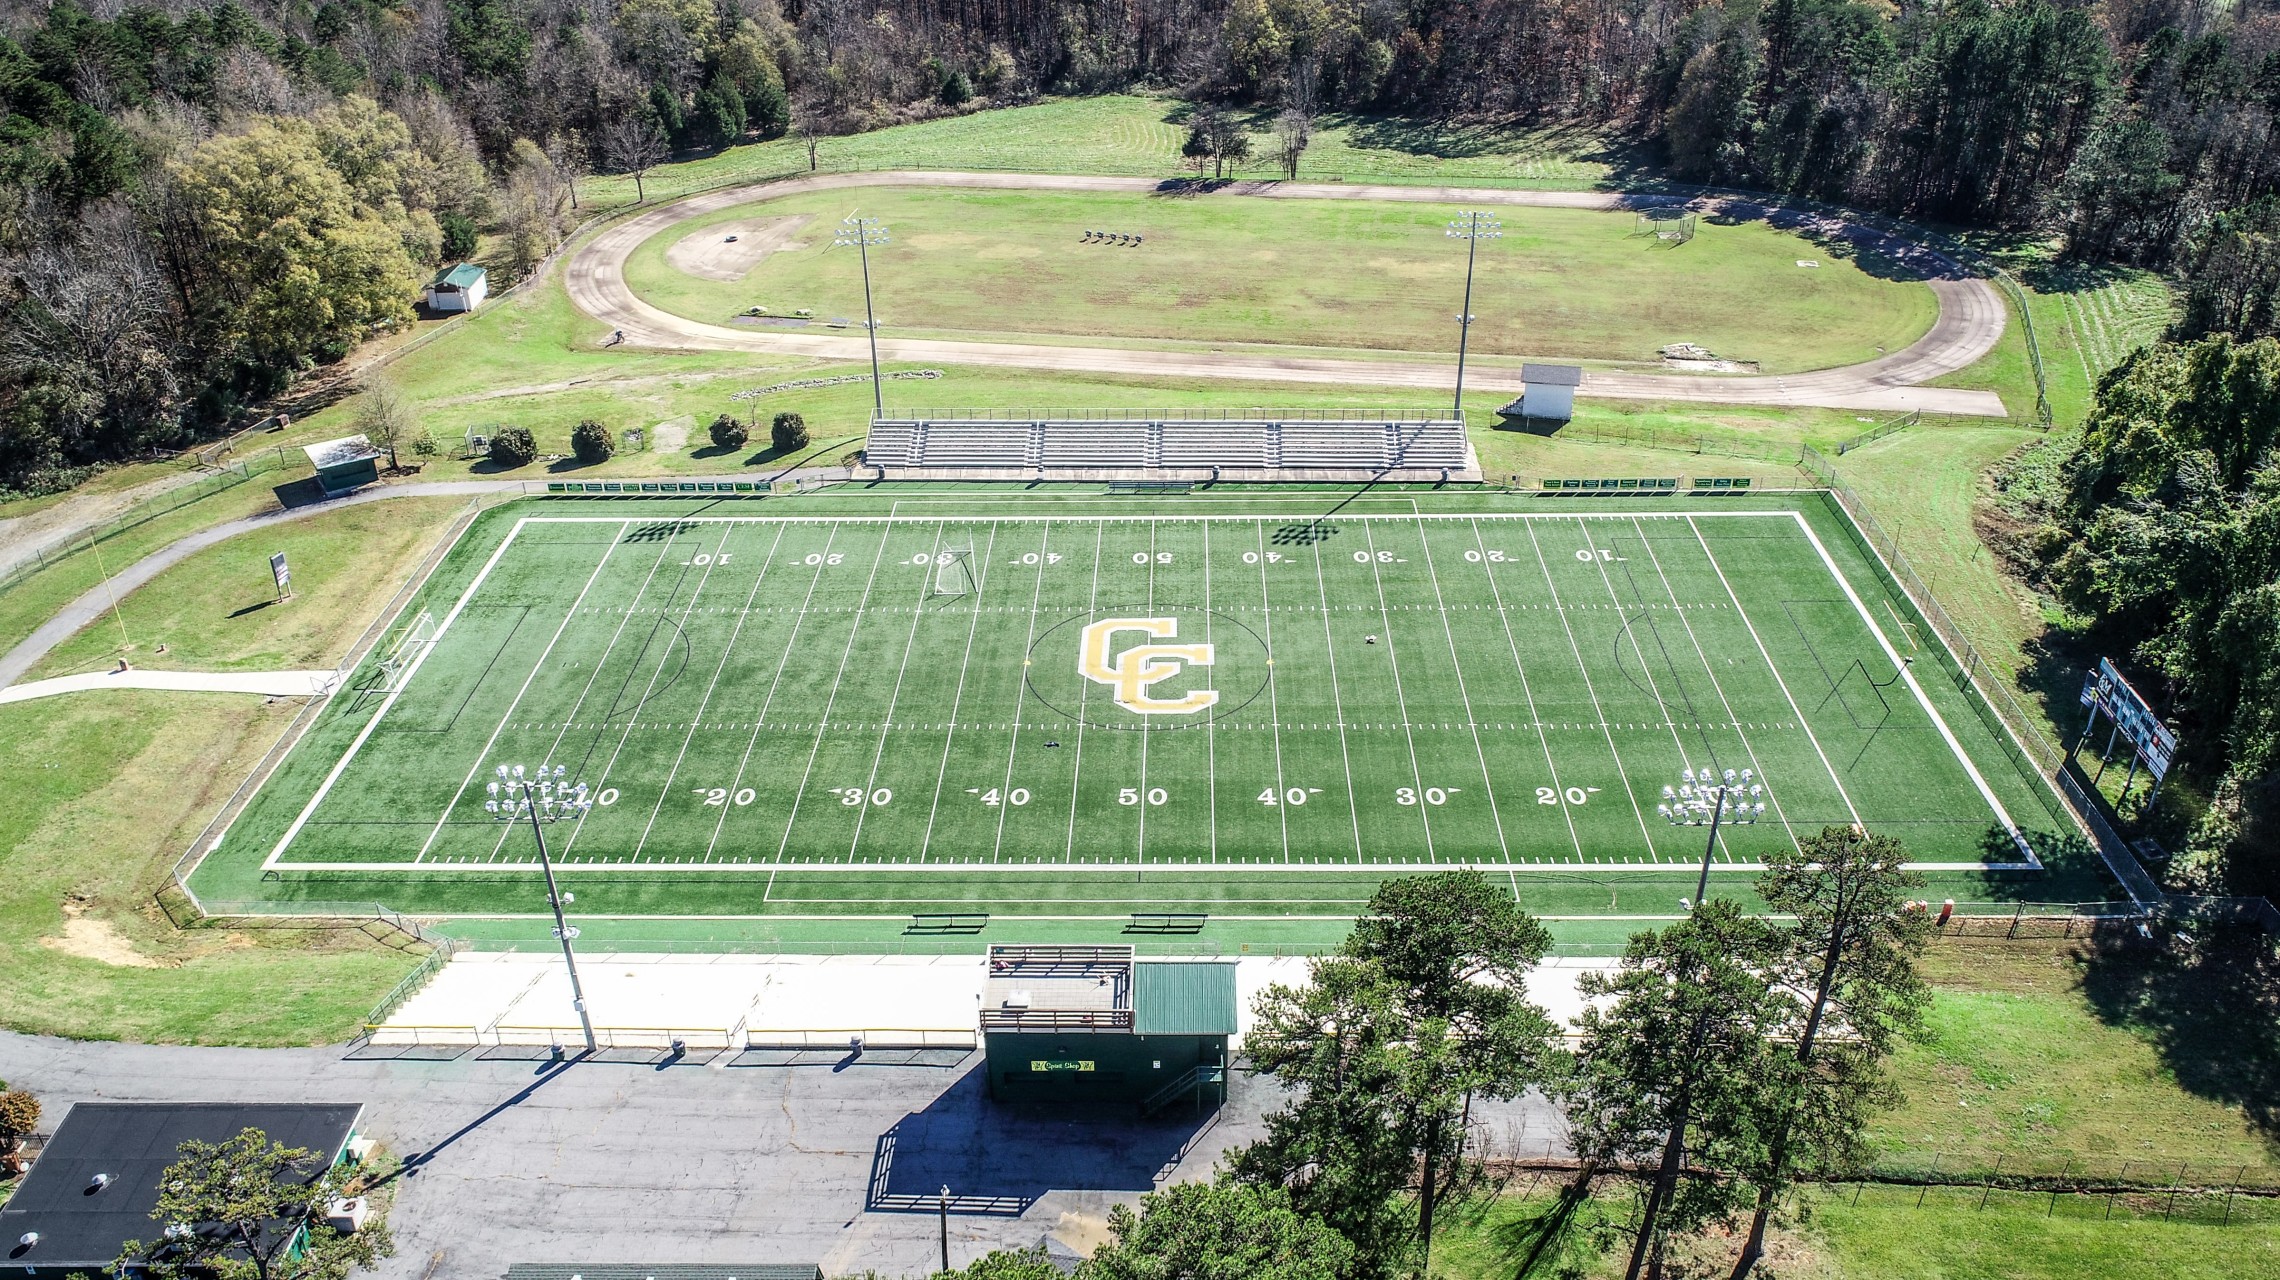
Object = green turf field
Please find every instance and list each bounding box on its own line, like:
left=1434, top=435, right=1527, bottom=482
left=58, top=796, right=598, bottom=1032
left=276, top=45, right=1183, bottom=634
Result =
left=625, top=186, right=1937, bottom=374
left=203, top=489, right=2070, bottom=929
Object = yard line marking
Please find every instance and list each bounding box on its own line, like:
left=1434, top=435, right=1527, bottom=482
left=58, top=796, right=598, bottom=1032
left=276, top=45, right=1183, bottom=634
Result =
left=1687, top=516, right=1861, bottom=831
left=1359, top=522, right=1436, bottom=862
left=1524, top=521, right=1655, bottom=857
left=413, top=520, right=652, bottom=864
left=922, top=522, right=1019, bottom=862
left=1308, top=528, right=1367, bottom=861
left=702, top=523, right=846, bottom=863
left=1201, top=520, right=1217, bottom=863
left=767, top=522, right=911, bottom=883
left=1137, top=521, right=1155, bottom=861
left=631, top=522, right=790, bottom=857
left=1627, top=518, right=1805, bottom=854
left=1253, top=522, right=1293, bottom=863
left=558, top=524, right=740, bottom=859
left=267, top=515, right=567, bottom=870
left=988, top=525, right=1054, bottom=865
left=1413, top=516, right=1511, bottom=861
left=849, top=522, right=980, bottom=861
left=1468, top=518, right=1587, bottom=866
left=473, top=524, right=718, bottom=864
left=1574, top=519, right=1699, bottom=769
left=1060, top=522, right=1109, bottom=864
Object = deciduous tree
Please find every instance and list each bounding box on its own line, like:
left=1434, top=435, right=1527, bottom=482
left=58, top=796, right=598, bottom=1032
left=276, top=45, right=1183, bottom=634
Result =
left=115, top=1127, right=392, bottom=1280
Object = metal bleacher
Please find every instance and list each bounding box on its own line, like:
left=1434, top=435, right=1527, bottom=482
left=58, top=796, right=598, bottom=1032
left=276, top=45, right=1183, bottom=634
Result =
left=861, top=409, right=1478, bottom=481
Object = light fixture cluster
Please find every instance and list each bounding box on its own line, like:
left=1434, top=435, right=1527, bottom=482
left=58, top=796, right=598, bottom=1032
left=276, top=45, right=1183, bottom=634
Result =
left=1658, top=766, right=1766, bottom=825
left=485, top=763, right=592, bottom=822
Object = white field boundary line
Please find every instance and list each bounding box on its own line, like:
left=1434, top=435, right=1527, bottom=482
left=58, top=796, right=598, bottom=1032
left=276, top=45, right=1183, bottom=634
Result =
left=258, top=508, right=2036, bottom=873
left=264, top=856, right=2014, bottom=873
left=1778, top=510, right=2035, bottom=865
left=262, top=517, right=610, bottom=872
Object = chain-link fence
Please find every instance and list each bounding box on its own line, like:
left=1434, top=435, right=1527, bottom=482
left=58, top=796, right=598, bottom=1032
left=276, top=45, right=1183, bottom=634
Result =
left=0, top=446, right=301, bottom=599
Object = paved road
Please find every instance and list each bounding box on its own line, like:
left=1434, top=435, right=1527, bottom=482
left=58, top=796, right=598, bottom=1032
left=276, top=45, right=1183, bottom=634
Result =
left=0, top=1031, right=1567, bottom=1278
left=564, top=170, right=2011, bottom=417
left=0, top=668, right=339, bottom=705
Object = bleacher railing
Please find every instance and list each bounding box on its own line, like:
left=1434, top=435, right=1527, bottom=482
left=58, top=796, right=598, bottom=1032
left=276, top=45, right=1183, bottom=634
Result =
left=875, top=406, right=1450, bottom=423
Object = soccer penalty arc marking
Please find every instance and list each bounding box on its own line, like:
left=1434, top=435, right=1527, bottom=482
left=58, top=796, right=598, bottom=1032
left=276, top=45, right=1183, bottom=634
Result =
left=256, top=509, right=2033, bottom=875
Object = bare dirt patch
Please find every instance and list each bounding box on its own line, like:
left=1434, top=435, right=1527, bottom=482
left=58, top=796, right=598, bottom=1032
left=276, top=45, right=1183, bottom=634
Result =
left=43, top=904, right=167, bottom=968
left=665, top=215, right=812, bottom=283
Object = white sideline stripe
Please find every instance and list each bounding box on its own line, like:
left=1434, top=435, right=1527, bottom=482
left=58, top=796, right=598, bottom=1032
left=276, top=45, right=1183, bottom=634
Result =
left=263, top=517, right=557, bottom=872
left=272, top=857, right=2038, bottom=873
left=1781, top=511, right=2028, bottom=858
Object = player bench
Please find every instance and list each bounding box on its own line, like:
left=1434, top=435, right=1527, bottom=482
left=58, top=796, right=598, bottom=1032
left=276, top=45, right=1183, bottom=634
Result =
left=1690, top=477, right=1755, bottom=493
left=1124, top=912, right=1209, bottom=935
left=905, top=912, right=990, bottom=936
left=544, top=480, right=762, bottom=495
left=1106, top=480, right=1193, bottom=494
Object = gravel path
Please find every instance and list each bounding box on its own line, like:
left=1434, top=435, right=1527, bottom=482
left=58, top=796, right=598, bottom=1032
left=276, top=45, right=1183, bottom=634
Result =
left=564, top=170, right=2012, bottom=417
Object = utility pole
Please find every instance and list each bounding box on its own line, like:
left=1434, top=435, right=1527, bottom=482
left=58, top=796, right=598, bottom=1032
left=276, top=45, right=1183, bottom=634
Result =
left=1445, top=211, right=1502, bottom=422
left=836, top=215, right=892, bottom=418
left=487, top=763, right=598, bottom=1053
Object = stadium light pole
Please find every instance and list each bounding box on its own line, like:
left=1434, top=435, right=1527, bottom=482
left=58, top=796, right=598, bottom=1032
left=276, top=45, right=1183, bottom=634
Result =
left=1445, top=211, right=1502, bottom=422
left=835, top=215, right=891, bottom=418
left=1657, top=767, right=1763, bottom=908
left=487, top=763, right=597, bottom=1054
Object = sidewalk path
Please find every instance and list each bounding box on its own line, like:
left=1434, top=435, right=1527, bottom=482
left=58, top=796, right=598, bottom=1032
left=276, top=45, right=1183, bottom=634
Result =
left=564, top=170, right=2012, bottom=417
left=0, top=668, right=340, bottom=705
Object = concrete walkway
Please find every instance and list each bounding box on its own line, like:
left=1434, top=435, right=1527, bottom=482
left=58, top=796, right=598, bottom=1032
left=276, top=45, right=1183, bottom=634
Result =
left=565, top=170, right=2012, bottom=417
left=0, top=667, right=340, bottom=705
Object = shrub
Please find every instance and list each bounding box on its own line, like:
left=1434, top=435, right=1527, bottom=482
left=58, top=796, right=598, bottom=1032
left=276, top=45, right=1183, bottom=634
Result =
left=0, top=1090, right=38, bottom=1149
left=940, top=70, right=973, bottom=106
left=440, top=210, right=478, bottom=260
left=709, top=413, right=749, bottom=450
left=771, top=410, right=808, bottom=453
left=570, top=419, right=615, bottom=464
left=487, top=426, right=537, bottom=468
left=410, top=427, right=439, bottom=458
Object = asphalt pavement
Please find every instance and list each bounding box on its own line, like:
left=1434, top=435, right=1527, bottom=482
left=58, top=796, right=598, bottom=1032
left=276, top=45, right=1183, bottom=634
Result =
left=0, top=1031, right=1570, bottom=1279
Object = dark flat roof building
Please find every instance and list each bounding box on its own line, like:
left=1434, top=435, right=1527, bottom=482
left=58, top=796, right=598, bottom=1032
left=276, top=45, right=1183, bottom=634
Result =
left=1, top=1102, right=364, bottom=1279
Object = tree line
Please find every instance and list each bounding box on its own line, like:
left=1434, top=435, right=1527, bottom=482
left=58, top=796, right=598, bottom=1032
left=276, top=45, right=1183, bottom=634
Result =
left=938, top=845, right=1930, bottom=1280
left=5, top=0, right=2278, bottom=494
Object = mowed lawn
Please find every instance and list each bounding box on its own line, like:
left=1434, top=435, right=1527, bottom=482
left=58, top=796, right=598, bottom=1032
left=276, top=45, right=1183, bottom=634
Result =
left=228, top=503, right=2038, bottom=903
left=623, top=187, right=1937, bottom=374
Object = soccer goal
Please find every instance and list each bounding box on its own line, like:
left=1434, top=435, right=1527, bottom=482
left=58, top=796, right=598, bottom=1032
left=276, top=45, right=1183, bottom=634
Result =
left=372, top=611, right=438, bottom=693
left=1635, top=210, right=1698, bottom=244
left=929, top=544, right=978, bottom=599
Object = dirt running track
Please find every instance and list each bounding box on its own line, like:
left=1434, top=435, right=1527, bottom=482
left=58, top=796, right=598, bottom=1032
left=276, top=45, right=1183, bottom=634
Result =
left=564, top=171, right=2012, bottom=418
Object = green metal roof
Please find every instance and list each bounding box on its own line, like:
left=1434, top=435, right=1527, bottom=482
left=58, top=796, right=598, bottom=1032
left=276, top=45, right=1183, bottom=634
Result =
left=435, top=262, right=486, bottom=287
left=1132, top=960, right=1238, bottom=1036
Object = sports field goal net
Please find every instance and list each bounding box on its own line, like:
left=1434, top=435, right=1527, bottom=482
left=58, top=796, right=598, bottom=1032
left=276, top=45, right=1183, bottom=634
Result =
left=1635, top=209, right=1698, bottom=243
left=930, top=544, right=978, bottom=598
left=373, top=611, right=438, bottom=692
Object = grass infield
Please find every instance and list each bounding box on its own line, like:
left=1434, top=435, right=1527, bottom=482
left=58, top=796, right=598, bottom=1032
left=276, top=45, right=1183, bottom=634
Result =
left=625, top=186, right=1937, bottom=375
left=194, top=488, right=2082, bottom=933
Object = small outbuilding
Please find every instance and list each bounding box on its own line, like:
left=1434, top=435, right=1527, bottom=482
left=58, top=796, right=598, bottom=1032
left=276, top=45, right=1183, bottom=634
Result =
left=980, top=944, right=1236, bottom=1111
left=302, top=434, right=385, bottom=494
left=1499, top=363, right=1585, bottom=426
left=0, top=1102, right=365, bottom=1280
left=425, top=262, right=488, bottom=313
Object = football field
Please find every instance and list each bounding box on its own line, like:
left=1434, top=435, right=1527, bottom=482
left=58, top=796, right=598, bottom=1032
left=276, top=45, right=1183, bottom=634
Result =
left=245, top=500, right=2042, bottom=885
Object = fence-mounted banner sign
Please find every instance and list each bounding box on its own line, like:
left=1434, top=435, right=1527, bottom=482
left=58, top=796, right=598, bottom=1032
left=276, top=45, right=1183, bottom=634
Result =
left=2079, top=657, right=2176, bottom=781
left=270, top=552, right=291, bottom=597
left=1030, top=1060, right=1095, bottom=1073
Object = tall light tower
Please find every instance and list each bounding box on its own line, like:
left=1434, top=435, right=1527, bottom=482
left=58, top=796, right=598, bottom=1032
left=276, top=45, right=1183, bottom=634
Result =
left=1445, top=211, right=1502, bottom=423
left=486, top=762, right=597, bottom=1054
left=835, top=215, right=891, bottom=417
left=1658, top=766, right=1765, bottom=908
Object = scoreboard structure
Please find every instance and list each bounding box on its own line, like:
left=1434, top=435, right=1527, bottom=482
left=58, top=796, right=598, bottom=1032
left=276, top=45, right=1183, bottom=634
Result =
left=2077, top=657, right=2180, bottom=806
